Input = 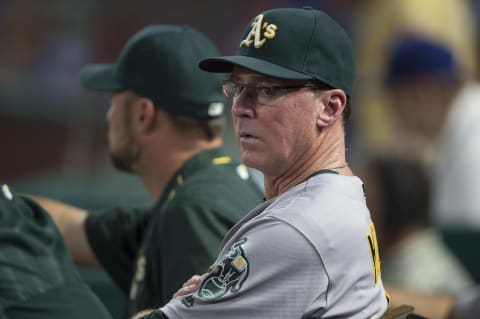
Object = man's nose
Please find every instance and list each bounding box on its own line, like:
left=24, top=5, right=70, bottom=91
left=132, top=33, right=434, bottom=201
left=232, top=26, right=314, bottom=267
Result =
left=106, top=105, right=113, bottom=122
left=231, top=91, right=255, bottom=118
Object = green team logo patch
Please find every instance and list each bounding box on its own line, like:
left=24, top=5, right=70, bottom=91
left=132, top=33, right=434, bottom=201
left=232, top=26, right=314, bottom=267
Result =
left=198, top=238, right=249, bottom=301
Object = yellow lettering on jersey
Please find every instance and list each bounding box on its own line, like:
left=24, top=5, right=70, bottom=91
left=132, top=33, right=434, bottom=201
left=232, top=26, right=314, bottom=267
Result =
left=366, top=222, right=381, bottom=286
left=240, top=14, right=278, bottom=48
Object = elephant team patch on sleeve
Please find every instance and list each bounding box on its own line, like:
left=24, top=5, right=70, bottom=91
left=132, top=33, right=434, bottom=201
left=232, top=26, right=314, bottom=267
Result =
left=197, top=238, right=249, bottom=301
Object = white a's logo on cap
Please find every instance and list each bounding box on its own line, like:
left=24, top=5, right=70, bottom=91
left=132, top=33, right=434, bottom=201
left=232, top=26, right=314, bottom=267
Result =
left=240, top=14, right=277, bottom=48
left=208, top=102, right=224, bottom=117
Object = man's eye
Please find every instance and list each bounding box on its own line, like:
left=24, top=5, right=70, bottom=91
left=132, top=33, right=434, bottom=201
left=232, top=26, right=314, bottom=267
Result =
left=259, top=86, right=277, bottom=97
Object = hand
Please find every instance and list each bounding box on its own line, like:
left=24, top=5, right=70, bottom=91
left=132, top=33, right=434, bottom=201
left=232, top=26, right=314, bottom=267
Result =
left=172, top=273, right=207, bottom=299
left=130, top=309, right=154, bottom=319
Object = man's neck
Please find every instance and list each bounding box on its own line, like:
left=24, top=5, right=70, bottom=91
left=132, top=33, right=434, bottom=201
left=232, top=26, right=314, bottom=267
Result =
left=263, top=128, right=349, bottom=200
left=137, top=137, right=223, bottom=200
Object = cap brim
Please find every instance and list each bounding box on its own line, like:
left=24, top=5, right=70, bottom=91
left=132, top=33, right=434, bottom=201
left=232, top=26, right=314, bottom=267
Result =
left=80, top=64, right=125, bottom=91
left=199, top=56, right=313, bottom=80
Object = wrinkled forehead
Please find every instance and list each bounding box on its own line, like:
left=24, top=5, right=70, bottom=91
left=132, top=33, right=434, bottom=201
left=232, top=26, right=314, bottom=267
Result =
left=230, top=66, right=305, bottom=85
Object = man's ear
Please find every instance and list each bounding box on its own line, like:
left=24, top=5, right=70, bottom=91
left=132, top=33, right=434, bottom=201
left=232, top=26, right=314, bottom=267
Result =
left=316, top=89, right=347, bottom=128
left=134, top=97, right=158, bottom=134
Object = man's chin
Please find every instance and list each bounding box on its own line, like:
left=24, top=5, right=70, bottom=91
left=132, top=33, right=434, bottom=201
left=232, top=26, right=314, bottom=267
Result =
left=110, top=156, right=136, bottom=174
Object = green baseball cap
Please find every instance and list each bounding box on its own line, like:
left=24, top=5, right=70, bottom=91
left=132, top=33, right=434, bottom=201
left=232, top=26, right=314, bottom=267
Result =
left=199, top=7, right=355, bottom=97
left=81, top=25, right=226, bottom=119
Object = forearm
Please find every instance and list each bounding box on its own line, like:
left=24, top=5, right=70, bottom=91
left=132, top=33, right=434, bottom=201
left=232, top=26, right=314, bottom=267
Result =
left=385, top=284, right=455, bottom=319
left=133, top=310, right=169, bottom=319
left=30, top=195, right=99, bottom=265
left=131, top=273, right=205, bottom=319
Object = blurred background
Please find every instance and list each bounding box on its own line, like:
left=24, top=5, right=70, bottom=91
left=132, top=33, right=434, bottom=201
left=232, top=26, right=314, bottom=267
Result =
left=2, top=0, right=352, bottom=206
left=2, top=0, right=480, bottom=318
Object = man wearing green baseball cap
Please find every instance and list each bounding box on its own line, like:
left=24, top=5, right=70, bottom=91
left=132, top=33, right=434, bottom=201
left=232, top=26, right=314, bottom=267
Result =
left=33, top=24, right=263, bottom=317
left=135, top=7, right=389, bottom=319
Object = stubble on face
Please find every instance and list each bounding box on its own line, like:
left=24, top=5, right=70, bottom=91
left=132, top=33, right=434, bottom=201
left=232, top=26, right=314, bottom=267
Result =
left=108, top=94, right=140, bottom=173
left=110, top=136, right=139, bottom=173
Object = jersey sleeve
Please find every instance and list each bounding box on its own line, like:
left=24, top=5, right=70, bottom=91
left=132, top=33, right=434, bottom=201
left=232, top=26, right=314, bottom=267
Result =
left=85, top=205, right=151, bottom=293
left=149, top=200, right=233, bottom=305
left=160, top=218, right=329, bottom=319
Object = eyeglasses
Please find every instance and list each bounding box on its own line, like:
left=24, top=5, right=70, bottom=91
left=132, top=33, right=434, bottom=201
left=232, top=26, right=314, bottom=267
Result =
left=221, top=79, right=327, bottom=106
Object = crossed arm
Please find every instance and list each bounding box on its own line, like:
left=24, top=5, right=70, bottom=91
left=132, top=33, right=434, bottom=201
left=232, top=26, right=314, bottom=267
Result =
left=131, top=274, right=206, bottom=319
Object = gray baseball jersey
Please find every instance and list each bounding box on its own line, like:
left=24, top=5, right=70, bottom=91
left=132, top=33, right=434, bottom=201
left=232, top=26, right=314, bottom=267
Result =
left=160, top=172, right=388, bottom=318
